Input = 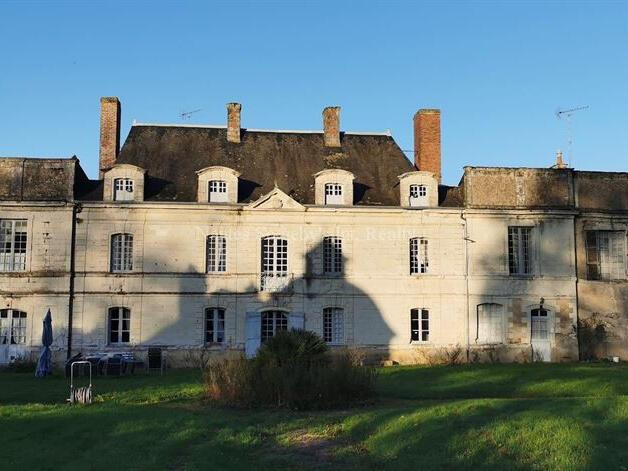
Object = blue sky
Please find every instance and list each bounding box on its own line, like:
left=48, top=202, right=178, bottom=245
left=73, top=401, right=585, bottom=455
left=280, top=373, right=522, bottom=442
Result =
left=1, top=1, right=627, bottom=184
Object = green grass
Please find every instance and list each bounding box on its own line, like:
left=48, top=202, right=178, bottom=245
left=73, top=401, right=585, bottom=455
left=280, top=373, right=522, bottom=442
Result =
left=1, top=363, right=627, bottom=470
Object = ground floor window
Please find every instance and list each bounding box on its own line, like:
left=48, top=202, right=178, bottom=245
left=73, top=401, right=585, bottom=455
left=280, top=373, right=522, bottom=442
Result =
left=261, top=310, right=287, bottom=341
left=108, top=307, right=130, bottom=344
left=205, top=308, right=225, bottom=344
left=531, top=308, right=549, bottom=340
left=411, top=308, right=429, bottom=342
left=323, top=307, right=344, bottom=344
left=0, top=309, right=27, bottom=344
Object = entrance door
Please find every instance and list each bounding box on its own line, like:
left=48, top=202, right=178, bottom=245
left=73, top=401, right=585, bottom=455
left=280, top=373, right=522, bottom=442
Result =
left=531, top=308, right=551, bottom=362
left=0, top=309, right=28, bottom=365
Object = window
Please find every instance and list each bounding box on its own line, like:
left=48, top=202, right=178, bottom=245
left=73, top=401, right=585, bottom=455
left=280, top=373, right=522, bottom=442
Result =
left=410, top=238, right=429, bottom=274
left=0, top=310, right=27, bottom=345
left=508, top=226, right=531, bottom=275
left=323, top=307, right=344, bottom=344
left=110, top=233, right=133, bottom=272
left=113, top=178, right=134, bottom=201
left=411, top=308, right=429, bottom=342
left=209, top=180, right=228, bottom=203
left=477, top=303, right=503, bottom=343
left=324, top=183, right=343, bottom=205
left=586, top=231, right=626, bottom=280
left=108, top=307, right=130, bottom=344
left=205, top=308, right=225, bottom=344
left=409, top=184, right=428, bottom=207
left=206, top=235, right=227, bottom=273
left=0, top=219, right=27, bottom=272
left=261, top=236, right=288, bottom=291
left=323, top=236, right=342, bottom=274
left=261, top=310, right=287, bottom=341
left=531, top=308, right=548, bottom=340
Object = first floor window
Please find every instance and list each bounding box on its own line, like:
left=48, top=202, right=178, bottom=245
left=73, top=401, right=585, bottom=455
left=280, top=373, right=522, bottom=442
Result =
left=477, top=303, right=503, bottom=343
left=108, top=307, right=130, bottom=344
left=209, top=180, right=228, bottom=203
left=411, top=308, right=429, bottom=342
left=0, top=309, right=27, bottom=345
left=325, top=183, right=343, bottom=205
left=323, top=307, right=344, bottom=344
left=508, top=226, right=531, bottom=275
left=323, top=236, right=342, bottom=274
left=206, top=235, right=227, bottom=272
left=586, top=230, right=626, bottom=280
left=261, top=236, right=288, bottom=291
left=410, top=238, right=429, bottom=274
left=261, top=310, right=287, bottom=341
left=111, top=233, right=133, bottom=272
left=113, top=178, right=135, bottom=201
left=0, top=219, right=27, bottom=272
left=205, top=308, right=225, bottom=343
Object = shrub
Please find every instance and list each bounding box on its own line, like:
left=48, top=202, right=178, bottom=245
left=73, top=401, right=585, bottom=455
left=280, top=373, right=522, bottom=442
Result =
left=203, top=330, right=377, bottom=409
left=1, top=356, right=38, bottom=373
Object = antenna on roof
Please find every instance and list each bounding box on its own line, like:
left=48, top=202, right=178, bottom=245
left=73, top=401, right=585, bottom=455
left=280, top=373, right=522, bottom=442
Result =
left=555, top=105, right=589, bottom=168
left=180, top=109, right=202, bottom=120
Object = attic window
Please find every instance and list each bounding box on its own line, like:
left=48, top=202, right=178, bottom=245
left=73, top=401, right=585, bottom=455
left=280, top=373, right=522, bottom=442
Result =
left=325, top=183, right=343, bottom=205
left=209, top=180, right=227, bottom=203
left=409, top=184, right=427, bottom=207
left=114, top=178, right=134, bottom=202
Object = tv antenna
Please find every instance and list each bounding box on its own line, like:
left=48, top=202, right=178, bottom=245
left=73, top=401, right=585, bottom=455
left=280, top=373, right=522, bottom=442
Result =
left=555, top=105, right=588, bottom=167
left=180, top=109, right=202, bottom=120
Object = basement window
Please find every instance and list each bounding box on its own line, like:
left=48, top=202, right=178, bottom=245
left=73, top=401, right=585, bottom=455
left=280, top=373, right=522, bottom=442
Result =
left=113, top=178, right=135, bottom=201
left=508, top=226, right=531, bottom=275
left=325, top=183, right=343, bottom=205
left=410, top=238, right=429, bottom=275
left=209, top=180, right=228, bottom=203
left=586, top=230, right=627, bottom=280
left=411, top=308, right=429, bottom=342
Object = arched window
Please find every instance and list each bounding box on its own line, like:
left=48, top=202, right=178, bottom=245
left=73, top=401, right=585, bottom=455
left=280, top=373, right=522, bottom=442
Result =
left=110, top=234, right=133, bottom=272
left=323, top=307, right=344, bottom=344
left=206, top=235, right=227, bottom=273
left=205, top=308, right=225, bottom=344
left=0, top=309, right=27, bottom=345
left=477, top=303, right=504, bottom=343
left=324, top=183, right=343, bottom=205
left=261, top=236, right=288, bottom=291
left=113, top=178, right=135, bottom=201
left=208, top=180, right=228, bottom=203
left=108, top=307, right=130, bottom=344
left=261, top=310, right=288, bottom=341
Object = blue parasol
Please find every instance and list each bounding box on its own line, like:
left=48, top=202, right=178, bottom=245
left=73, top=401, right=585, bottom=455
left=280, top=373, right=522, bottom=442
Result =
left=35, top=309, right=53, bottom=377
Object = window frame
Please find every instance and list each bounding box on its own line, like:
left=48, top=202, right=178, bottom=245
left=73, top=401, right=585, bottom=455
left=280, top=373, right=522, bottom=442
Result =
left=110, top=233, right=134, bottom=273
left=411, top=308, right=430, bottom=342
left=208, top=180, right=228, bottom=203
left=205, top=307, right=225, bottom=344
left=409, top=237, right=429, bottom=275
left=206, top=235, right=227, bottom=273
left=0, top=309, right=27, bottom=345
left=323, top=236, right=343, bottom=275
left=113, top=178, right=135, bottom=202
left=409, top=184, right=428, bottom=207
left=323, top=307, right=344, bottom=344
left=586, top=230, right=627, bottom=280
left=108, top=307, right=131, bottom=344
left=261, top=310, right=288, bottom=342
left=324, top=183, right=344, bottom=205
left=508, top=226, right=532, bottom=276
left=476, top=303, right=504, bottom=344
left=0, top=219, right=27, bottom=272
left=260, top=236, right=289, bottom=291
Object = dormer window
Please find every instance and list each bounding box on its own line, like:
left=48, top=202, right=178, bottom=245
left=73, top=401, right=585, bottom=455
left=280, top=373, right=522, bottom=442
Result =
left=325, top=183, right=343, bottom=205
left=209, top=180, right=228, bottom=203
left=114, top=178, right=135, bottom=201
left=409, top=184, right=427, bottom=207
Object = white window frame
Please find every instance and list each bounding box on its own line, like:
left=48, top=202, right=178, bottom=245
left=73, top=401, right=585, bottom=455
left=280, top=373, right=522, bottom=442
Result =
left=208, top=180, right=228, bottom=203
left=410, top=237, right=429, bottom=275
left=110, top=233, right=133, bottom=273
left=0, top=309, right=27, bottom=345
left=108, top=307, right=130, bottom=344
left=113, top=178, right=135, bottom=202
left=411, top=308, right=429, bottom=342
left=508, top=226, right=531, bottom=275
left=0, top=219, right=27, bottom=272
left=323, top=236, right=342, bottom=274
left=206, top=235, right=227, bottom=273
left=477, top=303, right=504, bottom=344
left=324, top=183, right=344, bottom=205
left=323, top=307, right=344, bottom=344
left=261, top=236, right=288, bottom=291
left=530, top=308, right=549, bottom=341
left=586, top=230, right=627, bottom=280
left=261, top=310, right=288, bottom=341
left=205, top=307, right=225, bottom=344
left=409, top=184, right=428, bottom=207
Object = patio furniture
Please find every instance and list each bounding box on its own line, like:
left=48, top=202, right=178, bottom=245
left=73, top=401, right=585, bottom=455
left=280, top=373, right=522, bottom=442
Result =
left=147, top=347, right=165, bottom=375
left=120, top=352, right=144, bottom=374
left=106, top=355, right=123, bottom=376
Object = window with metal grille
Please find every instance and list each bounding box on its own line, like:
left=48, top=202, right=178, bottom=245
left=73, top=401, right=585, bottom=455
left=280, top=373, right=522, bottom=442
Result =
left=323, top=236, right=342, bottom=274
left=508, top=226, right=531, bottom=275
left=531, top=308, right=548, bottom=340
left=108, top=307, right=130, bottom=344
left=261, top=236, right=288, bottom=291
left=409, top=238, right=429, bottom=274
left=409, top=184, right=428, bottom=207
left=113, top=178, right=134, bottom=201
left=261, top=310, right=288, bottom=341
left=477, top=303, right=504, bottom=343
left=0, top=219, right=27, bottom=272
left=586, top=230, right=626, bottom=280
left=205, top=307, right=225, bottom=343
left=110, top=234, right=133, bottom=272
left=323, top=307, right=344, bottom=344
left=206, top=235, right=227, bottom=272
left=324, top=183, right=343, bottom=205
left=411, top=308, right=429, bottom=342
left=0, top=309, right=27, bottom=345
left=209, top=180, right=228, bottom=203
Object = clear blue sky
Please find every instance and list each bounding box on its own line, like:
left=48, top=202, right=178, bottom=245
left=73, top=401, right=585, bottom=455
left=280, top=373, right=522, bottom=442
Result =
left=1, top=1, right=627, bottom=184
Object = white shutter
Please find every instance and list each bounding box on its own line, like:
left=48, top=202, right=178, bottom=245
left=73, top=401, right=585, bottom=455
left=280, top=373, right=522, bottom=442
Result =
left=289, top=312, right=305, bottom=331
left=245, top=312, right=261, bottom=358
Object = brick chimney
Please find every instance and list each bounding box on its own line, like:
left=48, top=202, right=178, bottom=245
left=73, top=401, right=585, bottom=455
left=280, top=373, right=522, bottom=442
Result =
left=323, top=106, right=341, bottom=147
left=99, top=97, right=121, bottom=178
left=551, top=149, right=567, bottom=169
left=226, top=103, right=241, bottom=143
left=413, top=109, right=441, bottom=182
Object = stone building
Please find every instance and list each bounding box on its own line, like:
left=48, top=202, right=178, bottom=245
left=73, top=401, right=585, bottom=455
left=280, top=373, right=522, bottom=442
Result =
left=0, top=97, right=626, bottom=365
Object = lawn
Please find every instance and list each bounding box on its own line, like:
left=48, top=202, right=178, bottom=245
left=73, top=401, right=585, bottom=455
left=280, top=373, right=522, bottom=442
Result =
left=1, top=363, right=627, bottom=470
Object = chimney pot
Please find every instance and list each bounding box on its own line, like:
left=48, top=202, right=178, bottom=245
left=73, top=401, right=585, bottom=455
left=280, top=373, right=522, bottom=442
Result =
left=323, top=106, right=341, bottom=147
left=99, top=97, right=121, bottom=178
left=552, top=149, right=567, bottom=169
left=413, top=109, right=441, bottom=183
left=226, top=103, right=242, bottom=143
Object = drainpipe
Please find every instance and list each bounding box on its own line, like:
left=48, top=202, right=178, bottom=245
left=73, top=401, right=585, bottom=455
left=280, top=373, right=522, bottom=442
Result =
left=461, top=211, right=471, bottom=362
left=67, top=202, right=81, bottom=359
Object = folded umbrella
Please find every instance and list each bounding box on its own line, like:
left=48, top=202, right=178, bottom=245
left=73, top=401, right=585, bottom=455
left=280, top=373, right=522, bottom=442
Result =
left=35, top=309, right=53, bottom=378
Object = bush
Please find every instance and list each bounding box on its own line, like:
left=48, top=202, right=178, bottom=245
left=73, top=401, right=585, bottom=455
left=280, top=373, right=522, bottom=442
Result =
left=204, top=330, right=377, bottom=409
left=1, top=356, right=38, bottom=373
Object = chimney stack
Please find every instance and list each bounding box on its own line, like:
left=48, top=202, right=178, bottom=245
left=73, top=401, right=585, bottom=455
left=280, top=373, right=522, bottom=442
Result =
left=99, top=97, right=121, bottom=178
left=413, top=109, right=441, bottom=182
left=551, top=150, right=567, bottom=169
left=323, top=106, right=341, bottom=147
left=226, top=103, right=242, bottom=143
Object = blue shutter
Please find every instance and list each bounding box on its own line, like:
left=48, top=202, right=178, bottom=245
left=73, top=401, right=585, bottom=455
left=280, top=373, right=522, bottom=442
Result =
left=289, top=312, right=305, bottom=331
left=245, top=312, right=261, bottom=358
